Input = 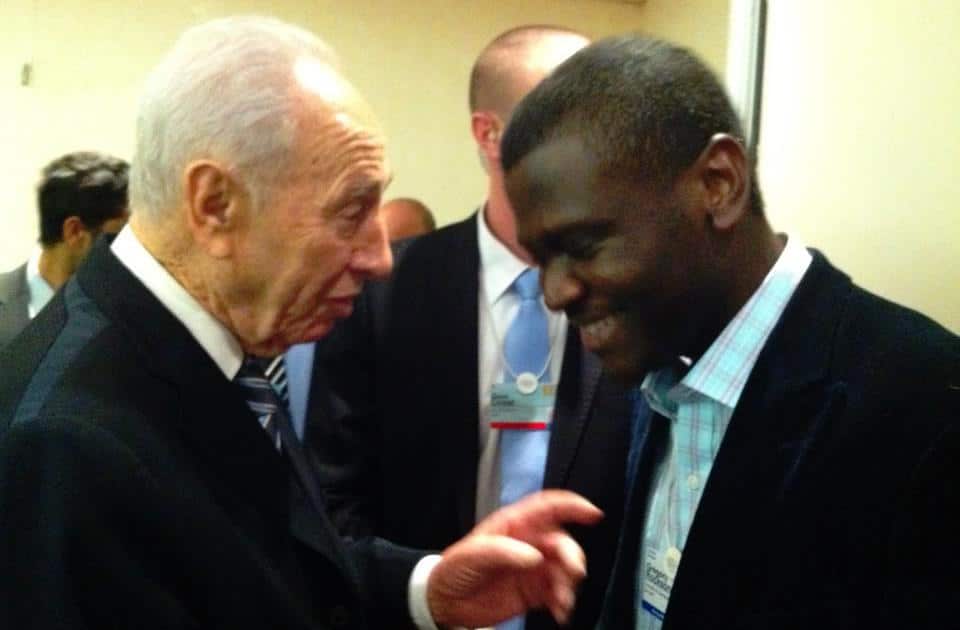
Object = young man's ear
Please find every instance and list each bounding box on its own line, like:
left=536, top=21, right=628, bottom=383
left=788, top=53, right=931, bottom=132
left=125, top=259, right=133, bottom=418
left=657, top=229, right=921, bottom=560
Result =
left=182, top=161, right=243, bottom=259
left=61, top=215, right=90, bottom=249
left=471, top=111, right=504, bottom=164
left=698, top=133, right=751, bottom=231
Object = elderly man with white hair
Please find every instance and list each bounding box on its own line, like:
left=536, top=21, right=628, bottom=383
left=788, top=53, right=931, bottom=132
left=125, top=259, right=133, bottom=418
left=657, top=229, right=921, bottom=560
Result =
left=0, top=16, right=600, bottom=630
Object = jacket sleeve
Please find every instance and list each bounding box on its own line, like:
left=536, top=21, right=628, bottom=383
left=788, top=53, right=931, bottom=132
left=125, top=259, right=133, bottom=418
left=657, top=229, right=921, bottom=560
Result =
left=0, top=416, right=200, bottom=630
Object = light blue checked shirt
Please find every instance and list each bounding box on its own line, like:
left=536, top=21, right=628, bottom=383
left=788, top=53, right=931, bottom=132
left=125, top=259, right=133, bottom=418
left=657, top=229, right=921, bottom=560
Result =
left=634, top=236, right=812, bottom=629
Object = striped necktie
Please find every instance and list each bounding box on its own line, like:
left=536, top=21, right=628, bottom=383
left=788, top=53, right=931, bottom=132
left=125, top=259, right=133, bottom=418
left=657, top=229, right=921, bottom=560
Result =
left=235, top=355, right=326, bottom=513
left=235, top=355, right=289, bottom=451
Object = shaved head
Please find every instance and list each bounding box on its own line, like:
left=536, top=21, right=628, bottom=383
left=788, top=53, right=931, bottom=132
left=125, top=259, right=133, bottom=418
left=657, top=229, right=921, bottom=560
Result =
left=469, top=25, right=589, bottom=121
left=381, top=197, right=435, bottom=241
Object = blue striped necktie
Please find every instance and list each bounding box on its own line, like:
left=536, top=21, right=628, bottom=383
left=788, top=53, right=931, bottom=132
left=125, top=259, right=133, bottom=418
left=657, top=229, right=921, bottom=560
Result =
left=235, top=355, right=289, bottom=451
left=235, top=355, right=325, bottom=513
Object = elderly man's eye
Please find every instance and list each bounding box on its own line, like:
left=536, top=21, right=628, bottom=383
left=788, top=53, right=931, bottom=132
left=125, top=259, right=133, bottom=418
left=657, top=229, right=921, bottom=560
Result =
left=340, top=200, right=369, bottom=221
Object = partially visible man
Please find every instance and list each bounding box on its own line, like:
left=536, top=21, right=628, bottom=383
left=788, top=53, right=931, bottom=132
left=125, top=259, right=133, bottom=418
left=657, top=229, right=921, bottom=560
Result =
left=308, top=25, right=633, bottom=630
left=0, top=17, right=601, bottom=630
left=501, top=34, right=960, bottom=630
left=381, top=197, right=435, bottom=241
left=0, top=151, right=128, bottom=347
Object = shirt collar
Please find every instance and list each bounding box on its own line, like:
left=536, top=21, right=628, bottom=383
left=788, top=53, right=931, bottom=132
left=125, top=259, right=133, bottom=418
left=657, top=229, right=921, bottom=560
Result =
left=110, top=225, right=244, bottom=380
left=477, top=204, right=530, bottom=307
left=643, top=235, right=813, bottom=411
left=25, top=248, right=54, bottom=318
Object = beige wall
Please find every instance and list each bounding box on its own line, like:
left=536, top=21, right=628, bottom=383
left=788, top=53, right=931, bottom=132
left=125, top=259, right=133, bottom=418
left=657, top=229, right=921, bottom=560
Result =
left=0, top=0, right=729, bottom=272
left=759, top=1, right=959, bottom=333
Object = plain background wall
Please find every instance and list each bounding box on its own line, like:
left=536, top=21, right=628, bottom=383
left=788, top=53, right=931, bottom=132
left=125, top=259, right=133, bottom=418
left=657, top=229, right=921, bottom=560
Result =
left=0, top=0, right=729, bottom=271
left=759, top=1, right=959, bottom=332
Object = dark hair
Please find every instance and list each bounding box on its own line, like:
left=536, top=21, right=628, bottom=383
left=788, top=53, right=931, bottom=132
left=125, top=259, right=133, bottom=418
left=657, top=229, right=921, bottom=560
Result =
left=38, top=151, right=130, bottom=246
left=501, top=34, right=763, bottom=212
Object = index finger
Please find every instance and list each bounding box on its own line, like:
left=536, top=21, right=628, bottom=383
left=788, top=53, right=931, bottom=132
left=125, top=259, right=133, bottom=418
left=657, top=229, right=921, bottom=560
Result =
left=477, top=489, right=603, bottom=536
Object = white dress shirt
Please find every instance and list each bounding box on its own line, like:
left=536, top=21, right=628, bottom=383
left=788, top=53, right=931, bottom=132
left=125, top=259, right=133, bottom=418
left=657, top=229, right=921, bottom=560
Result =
left=25, top=249, right=54, bottom=318
left=109, top=226, right=439, bottom=630
left=475, top=206, right=568, bottom=522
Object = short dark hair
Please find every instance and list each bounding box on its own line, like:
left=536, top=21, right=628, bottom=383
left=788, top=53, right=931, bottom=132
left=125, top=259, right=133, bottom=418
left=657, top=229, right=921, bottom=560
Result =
left=501, top=34, right=763, bottom=213
left=37, top=151, right=130, bottom=246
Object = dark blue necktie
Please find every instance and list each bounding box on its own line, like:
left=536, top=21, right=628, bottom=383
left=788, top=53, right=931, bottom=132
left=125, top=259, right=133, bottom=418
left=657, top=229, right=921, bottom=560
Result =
left=235, top=355, right=325, bottom=513
left=235, top=356, right=289, bottom=450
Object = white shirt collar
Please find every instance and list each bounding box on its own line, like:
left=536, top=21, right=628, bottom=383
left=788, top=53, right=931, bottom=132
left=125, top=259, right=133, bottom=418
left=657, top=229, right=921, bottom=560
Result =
left=25, top=248, right=54, bottom=318
left=110, top=225, right=244, bottom=380
left=477, top=205, right=530, bottom=307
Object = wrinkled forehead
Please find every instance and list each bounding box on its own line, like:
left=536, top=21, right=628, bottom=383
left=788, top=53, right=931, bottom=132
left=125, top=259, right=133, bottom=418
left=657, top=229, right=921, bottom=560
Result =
left=292, top=56, right=383, bottom=137
left=290, top=59, right=388, bottom=178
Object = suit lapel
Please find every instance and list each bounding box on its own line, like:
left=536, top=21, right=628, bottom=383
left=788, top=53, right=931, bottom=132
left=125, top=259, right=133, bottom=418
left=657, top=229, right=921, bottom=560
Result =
left=543, top=330, right=600, bottom=488
left=662, top=252, right=855, bottom=628
left=388, top=216, right=481, bottom=534
left=289, top=467, right=358, bottom=583
left=75, top=241, right=294, bottom=534
left=446, top=217, right=483, bottom=533
left=600, top=397, right=664, bottom=629
left=72, top=240, right=368, bottom=621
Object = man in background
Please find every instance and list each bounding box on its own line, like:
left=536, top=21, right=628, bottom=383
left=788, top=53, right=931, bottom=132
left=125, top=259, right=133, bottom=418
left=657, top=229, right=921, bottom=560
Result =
left=308, top=25, right=633, bottom=630
left=0, top=151, right=128, bottom=347
left=0, top=17, right=601, bottom=629
left=501, top=34, right=960, bottom=630
left=381, top=197, right=436, bottom=241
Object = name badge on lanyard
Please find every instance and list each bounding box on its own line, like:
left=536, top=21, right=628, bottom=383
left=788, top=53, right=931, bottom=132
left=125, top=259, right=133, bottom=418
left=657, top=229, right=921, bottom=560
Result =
left=489, top=379, right=556, bottom=430
left=641, top=545, right=682, bottom=621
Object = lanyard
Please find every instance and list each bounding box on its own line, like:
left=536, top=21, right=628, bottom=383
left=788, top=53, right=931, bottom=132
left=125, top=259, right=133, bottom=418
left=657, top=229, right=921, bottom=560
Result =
left=480, top=278, right=560, bottom=384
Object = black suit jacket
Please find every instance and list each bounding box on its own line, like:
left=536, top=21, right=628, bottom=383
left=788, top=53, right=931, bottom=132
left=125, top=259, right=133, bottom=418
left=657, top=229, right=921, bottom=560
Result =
left=0, top=240, right=423, bottom=629
left=309, top=214, right=633, bottom=630
left=600, top=251, right=960, bottom=630
left=0, top=263, right=30, bottom=348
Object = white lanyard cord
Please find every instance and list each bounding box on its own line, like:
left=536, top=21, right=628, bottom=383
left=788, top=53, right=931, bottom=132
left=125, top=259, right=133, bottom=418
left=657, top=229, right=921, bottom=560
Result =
left=480, top=279, right=559, bottom=383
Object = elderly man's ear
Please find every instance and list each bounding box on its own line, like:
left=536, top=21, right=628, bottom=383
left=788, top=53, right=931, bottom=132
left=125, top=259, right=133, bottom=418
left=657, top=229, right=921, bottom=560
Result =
left=184, top=161, right=246, bottom=258
left=697, top=133, right=750, bottom=231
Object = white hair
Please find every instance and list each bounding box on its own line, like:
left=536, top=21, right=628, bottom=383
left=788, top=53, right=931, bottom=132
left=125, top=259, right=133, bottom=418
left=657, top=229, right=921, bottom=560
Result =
left=129, top=15, right=339, bottom=219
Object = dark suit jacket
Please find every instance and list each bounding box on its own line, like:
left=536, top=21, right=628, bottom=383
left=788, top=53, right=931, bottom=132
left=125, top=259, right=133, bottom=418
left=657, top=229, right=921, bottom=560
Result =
left=0, top=240, right=423, bottom=629
left=0, top=263, right=30, bottom=348
left=600, top=251, right=960, bottom=630
left=309, top=214, right=633, bottom=630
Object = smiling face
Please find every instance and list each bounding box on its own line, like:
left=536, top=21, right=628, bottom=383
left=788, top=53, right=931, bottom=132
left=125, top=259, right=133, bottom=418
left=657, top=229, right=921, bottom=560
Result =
left=506, top=133, right=722, bottom=383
